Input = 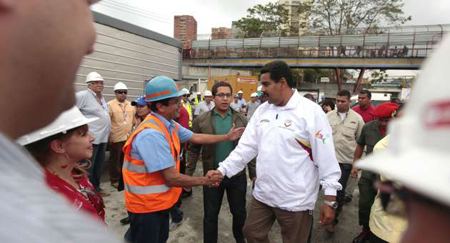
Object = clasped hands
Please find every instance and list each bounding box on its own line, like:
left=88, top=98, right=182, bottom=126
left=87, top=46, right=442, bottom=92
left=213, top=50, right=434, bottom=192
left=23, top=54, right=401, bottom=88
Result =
left=204, top=170, right=224, bottom=187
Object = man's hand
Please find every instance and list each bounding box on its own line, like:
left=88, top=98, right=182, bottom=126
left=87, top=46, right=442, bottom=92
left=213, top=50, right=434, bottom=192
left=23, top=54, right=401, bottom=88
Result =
left=319, top=202, right=336, bottom=226
left=227, top=123, right=245, bottom=141
left=351, top=166, right=359, bottom=178
left=205, top=170, right=223, bottom=187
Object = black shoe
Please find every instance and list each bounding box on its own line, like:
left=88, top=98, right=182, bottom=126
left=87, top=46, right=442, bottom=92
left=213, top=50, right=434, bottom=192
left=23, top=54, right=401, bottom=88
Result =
left=181, top=189, right=192, bottom=199
left=120, top=216, right=130, bottom=225
left=352, top=230, right=369, bottom=243
left=344, top=195, right=353, bottom=204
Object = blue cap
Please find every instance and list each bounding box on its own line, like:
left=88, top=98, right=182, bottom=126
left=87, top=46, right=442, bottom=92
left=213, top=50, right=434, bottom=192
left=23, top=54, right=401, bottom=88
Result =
left=131, top=95, right=147, bottom=106
left=145, top=76, right=184, bottom=102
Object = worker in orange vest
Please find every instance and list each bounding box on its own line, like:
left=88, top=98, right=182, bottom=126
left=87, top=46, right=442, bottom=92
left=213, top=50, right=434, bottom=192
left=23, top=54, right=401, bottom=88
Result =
left=122, top=76, right=244, bottom=243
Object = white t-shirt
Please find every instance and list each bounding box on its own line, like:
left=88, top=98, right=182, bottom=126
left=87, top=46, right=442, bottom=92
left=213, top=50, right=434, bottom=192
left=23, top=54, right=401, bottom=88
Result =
left=195, top=101, right=215, bottom=116
left=0, top=133, right=122, bottom=243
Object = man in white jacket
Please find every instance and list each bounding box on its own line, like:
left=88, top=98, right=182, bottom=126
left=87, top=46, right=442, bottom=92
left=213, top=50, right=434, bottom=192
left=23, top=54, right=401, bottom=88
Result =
left=207, top=61, right=341, bottom=243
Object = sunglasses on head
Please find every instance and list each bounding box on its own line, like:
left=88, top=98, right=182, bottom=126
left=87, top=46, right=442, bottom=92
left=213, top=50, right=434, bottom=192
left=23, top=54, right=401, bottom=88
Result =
left=116, top=91, right=127, bottom=94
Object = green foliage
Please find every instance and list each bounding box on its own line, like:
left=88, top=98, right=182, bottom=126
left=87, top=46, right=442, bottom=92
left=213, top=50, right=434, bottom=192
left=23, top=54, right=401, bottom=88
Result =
left=234, top=2, right=291, bottom=38
left=298, top=0, right=411, bottom=35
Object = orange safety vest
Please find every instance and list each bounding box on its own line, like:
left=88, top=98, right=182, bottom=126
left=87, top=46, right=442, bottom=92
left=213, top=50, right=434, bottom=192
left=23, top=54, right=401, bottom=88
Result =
left=122, top=114, right=182, bottom=213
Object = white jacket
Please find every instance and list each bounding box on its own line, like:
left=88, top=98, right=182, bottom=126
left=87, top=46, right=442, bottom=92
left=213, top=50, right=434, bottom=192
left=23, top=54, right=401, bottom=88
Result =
left=218, top=91, right=342, bottom=211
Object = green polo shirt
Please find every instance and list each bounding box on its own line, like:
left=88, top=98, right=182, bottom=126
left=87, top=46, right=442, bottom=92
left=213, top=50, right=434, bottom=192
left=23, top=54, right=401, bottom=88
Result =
left=357, top=120, right=385, bottom=155
left=213, top=109, right=234, bottom=168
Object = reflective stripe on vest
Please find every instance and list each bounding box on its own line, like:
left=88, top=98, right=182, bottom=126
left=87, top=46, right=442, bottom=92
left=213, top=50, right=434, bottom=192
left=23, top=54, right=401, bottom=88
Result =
left=122, top=114, right=182, bottom=213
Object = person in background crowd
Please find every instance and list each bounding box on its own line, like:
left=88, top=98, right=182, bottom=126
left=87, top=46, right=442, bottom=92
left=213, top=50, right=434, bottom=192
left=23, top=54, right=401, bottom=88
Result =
left=181, top=88, right=193, bottom=128
left=351, top=103, right=399, bottom=243
left=186, top=81, right=256, bottom=243
left=131, top=95, right=151, bottom=128
left=357, top=37, right=450, bottom=243
left=246, top=92, right=260, bottom=120
left=194, top=91, right=203, bottom=106
left=303, top=93, right=316, bottom=102
left=76, top=71, right=111, bottom=196
left=237, top=90, right=247, bottom=106
left=207, top=61, right=341, bottom=243
left=107, top=82, right=135, bottom=189
left=0, top=1, right=121, bottom=242
left=230, top=95, right=242, bottom=113
left=353, top=90, right=376, bottom=123
left=123, top=76, right=245, bottom=243
left=326, top=90, right=365, bottom=232
left=19, top=107, right=105, bottom=221
left=195, top=90, right=215, bottom=117
left=321, top=99, right=335, bottom=114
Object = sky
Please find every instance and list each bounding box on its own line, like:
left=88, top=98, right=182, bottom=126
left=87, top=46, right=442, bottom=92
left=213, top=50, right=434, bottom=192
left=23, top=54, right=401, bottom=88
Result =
left=92, top=0, right=450, bottom=38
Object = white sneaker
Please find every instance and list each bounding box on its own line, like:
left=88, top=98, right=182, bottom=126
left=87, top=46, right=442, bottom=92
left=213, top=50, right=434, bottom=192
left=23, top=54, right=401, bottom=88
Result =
left=169, top=219, right=183, bottom=231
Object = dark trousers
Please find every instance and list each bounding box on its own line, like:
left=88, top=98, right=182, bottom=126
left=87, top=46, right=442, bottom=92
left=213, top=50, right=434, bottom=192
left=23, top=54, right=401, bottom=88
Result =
left=108, top=141, right=125, bottom=184
left=128, top=210, right=170, bottom=243
left=368, top=231, right=389, bottom=243
left=170, top=198, right=183, bottom=223
left=88, top=143, right=107, bottom=191
left=335, top=163, right=353, bottom=223
left=203, top=173, right=247, bottom=243
left=358, top=170, right=379, bottom=230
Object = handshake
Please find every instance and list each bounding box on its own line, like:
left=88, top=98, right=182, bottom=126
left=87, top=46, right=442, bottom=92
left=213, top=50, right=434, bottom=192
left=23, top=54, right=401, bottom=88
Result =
left=204, top=170, right=224, bottom=187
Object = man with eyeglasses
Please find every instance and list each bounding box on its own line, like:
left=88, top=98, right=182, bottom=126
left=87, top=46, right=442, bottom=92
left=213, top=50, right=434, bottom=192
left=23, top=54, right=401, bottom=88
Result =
left=76, top=71, right=111, bottom=196
left=107, top=82, right=136, bottom=189
left=186, top=81, right=256, bottom=243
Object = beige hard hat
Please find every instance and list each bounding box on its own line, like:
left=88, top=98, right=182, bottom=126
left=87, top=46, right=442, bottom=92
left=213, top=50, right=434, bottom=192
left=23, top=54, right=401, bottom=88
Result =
left=237, top=90, right=243, bottom=94
left=17, top=107, right=98, bottom=146
left=204, top=90, right=212, bottom=97
left=356, top=36, right=450, bottom=207
left=114, top=82, right=128, bottom=91
left=251, top=92, right=258, bottom=98
left=85, top=71, right=104, bottom=83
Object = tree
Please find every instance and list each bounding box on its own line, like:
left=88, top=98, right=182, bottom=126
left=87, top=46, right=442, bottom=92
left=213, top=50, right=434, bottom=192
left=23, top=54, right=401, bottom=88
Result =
left=234, top=2, right=291, bottom=38
left=298, top=0, right=411, bottom=35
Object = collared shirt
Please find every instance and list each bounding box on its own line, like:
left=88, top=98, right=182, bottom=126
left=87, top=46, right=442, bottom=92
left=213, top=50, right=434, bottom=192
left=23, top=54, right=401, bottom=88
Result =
left=353, top=104, right=376, bottom=123
left=218, top=92, right=342, bottom=211
left=76, top=89, right=111, bottom=144
left=357, top=120, right=385, bottom=155
left=230, top=102, right=242, bottom=113
left=327, top=109, right=364, bottom=164
left=0, top=133, right=122, bottom=243
left=238, top=98, right=247, bottom=106
left=246, top=101, right=260, bottom=120
left=131, top=113, right=193, bottom=173
left=194, top=101, right=215, bottom=116
left=108, top=99, right=135, bottom=143
left=213, top=109, right=234, bottom=168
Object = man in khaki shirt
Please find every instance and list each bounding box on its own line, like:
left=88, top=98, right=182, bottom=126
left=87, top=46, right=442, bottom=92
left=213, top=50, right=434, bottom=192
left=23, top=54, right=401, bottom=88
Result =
left=327, top=90, right=364, bottom=231
left=108, top=82, right=135, bottom=188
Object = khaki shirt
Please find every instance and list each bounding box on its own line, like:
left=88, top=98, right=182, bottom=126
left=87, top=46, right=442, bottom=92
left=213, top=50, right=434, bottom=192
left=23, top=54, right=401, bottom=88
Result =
left=108, top=99, right=135, bottom=143
left=327, top=109, right=364, bottom=164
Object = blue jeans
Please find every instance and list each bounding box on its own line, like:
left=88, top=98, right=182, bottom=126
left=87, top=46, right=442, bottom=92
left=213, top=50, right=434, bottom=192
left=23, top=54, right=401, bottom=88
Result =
left=87, top=143, right=107, bottom=191
left=128, top=210, right=170, bottom=243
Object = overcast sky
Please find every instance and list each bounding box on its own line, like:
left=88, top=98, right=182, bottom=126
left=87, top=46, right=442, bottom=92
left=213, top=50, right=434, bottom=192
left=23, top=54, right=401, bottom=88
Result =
left=92, top=0, right=450, bottom=37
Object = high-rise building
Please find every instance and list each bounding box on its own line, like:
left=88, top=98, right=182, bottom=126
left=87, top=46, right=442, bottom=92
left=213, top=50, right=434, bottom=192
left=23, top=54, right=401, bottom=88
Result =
left=174, top=15, right=197, bottom=49
left=278, top=0, right=311, bottom=36
left=211, top=27, right=232, bottom=40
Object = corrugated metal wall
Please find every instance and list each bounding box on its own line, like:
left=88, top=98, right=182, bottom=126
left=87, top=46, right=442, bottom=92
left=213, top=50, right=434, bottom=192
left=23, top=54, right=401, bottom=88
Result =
left=75, top=14, right=182, bottom=102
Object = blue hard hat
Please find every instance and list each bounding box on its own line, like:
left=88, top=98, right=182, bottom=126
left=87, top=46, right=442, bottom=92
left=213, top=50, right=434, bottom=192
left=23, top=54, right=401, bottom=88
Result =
left=145, top=76, right=184, bottom=102
left=131, top=95, right=147, bottom=106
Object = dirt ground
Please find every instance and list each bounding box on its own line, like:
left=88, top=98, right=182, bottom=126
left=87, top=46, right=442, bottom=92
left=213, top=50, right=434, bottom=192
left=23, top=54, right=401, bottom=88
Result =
left=102, top=161, right=361, bottom=243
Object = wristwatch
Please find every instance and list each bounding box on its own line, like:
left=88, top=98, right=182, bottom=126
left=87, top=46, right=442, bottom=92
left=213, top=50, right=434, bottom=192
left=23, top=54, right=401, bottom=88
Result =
left=324, top=200, right=338, bottom=209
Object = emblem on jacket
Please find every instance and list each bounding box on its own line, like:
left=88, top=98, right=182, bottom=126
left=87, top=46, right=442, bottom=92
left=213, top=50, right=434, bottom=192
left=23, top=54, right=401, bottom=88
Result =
left=284, top=120, right=292, bottom=127
left=315, top=130, right=328, bottom=144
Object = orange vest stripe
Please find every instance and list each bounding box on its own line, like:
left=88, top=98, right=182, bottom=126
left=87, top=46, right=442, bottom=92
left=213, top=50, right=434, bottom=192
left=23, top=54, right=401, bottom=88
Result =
left=122, top=114, right=182, bottom=213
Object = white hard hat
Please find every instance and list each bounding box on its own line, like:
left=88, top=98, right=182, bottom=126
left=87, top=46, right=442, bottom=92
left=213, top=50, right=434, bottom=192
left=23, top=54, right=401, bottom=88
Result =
left=204, top=90, right=212, bottom=97
left=197, top=91, right=202, bottom=95
left=17, top=107, right=98, bottom=146
left=357, top=36, right=450, bottom=207
left=251, top=92, right=258, bottom=98
left=85, top=72, right=104, bottom=83
left=181, top=88, right=190, bottom=95
left=114, top=82, right=128, bottom=91
left=237, top=90, right=243, bottom=94
left=257, top=86, right=262, bottom=92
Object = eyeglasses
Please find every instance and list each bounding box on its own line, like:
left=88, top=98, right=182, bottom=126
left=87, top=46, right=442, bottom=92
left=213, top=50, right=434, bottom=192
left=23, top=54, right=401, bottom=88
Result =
left=215, top=93, right=232, bottom=98
left=116, top=91, right=127, bottom=94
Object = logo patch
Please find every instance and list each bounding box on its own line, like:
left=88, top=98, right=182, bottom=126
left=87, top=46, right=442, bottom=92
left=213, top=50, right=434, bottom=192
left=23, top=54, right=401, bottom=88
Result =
left=315, top=130, right=328, bottom=144
left=284, top=120, right=292, bottom=127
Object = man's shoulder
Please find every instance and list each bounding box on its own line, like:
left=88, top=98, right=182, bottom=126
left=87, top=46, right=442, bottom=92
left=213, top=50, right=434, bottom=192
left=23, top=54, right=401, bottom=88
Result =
left=76, top=89, right=89, bottom=96
left=348, top=109, right=364, bottom=121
